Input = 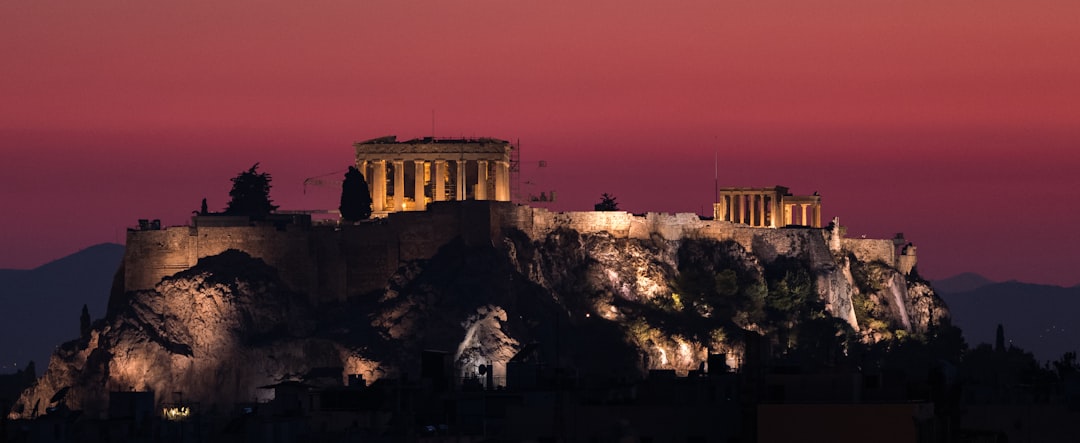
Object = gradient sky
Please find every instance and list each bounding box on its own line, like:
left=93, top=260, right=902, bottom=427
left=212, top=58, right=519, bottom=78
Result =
left=2, top=0, right=1079, bottom=285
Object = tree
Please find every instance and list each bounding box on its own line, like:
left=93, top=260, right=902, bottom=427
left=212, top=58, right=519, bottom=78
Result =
left=594, top=193, right=619, bottom=211
left=79, top=304, right=91, bottom=341
left=995, top=323, right=1006, bottom=353
left=339, top=166, right=373, bottom=221
left=224, top=163, right=278, bottom=218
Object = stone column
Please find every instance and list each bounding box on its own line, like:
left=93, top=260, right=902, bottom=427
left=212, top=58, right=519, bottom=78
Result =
left=770, top=195, right=780, bottom=228
left=739, top=194, right=746, bottom=224
left=475, top=160, right=488, bottom=200
left=455, top=160, right=467, bottom=200
left=717, top=194, right=727, bottom=221
left=756, top=194, right=764, bottom=227
left=494, top=161, right=510, bottom=201
left=800, top=204, right=808, bottom=226
left=813, top=204, right=822, bottom=228
left=432, top=161, right=446, bottom=202
left=414, top=161, right=427, bottom=211
left=393, top=160, right=405, bottom=212
left=356, top=160, right=370, bottom=197
left=357, top=160, right=368, bottom=181
left=784, top=203, right=792, bottom=226
left=752, top=194, right=757, bottom=225
left=371, top=160, right=386, bottom=212
left=733, top=194, right=740, bottom=224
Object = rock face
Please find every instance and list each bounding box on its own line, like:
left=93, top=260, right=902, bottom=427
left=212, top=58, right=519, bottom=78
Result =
left=11, top=216, right=948, bottom=419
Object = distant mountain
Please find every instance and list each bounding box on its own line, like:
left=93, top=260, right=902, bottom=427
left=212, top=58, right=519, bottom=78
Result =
left=932, top=272, right=994, bottom=294
left=939, top=281, right=1080, bottom=362
left=0, top=243, right=124, bottom=373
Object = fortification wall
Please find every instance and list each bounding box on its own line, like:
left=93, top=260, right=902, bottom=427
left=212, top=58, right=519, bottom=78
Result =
left=125, top=202, right=901, bottom=304
left=842, top=238, right=895, bottom=265
left=513, top=207, right=835, bottom=266
left=125, top=225, right=318, bottom=299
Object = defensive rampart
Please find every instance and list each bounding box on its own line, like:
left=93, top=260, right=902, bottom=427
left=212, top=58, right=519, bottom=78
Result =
left=124, top=202, right=910, bottom=302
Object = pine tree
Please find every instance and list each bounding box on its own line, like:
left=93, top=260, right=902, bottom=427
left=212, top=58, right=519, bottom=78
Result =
left=80, top=304, right=91, bottom=341
left=224, top=163, right=278, bottom=218
left=339, top=166, right=373, bottom=222
left=995, top=323, right=1006, bottom=352
left=594, top=193, right=619, bottom=211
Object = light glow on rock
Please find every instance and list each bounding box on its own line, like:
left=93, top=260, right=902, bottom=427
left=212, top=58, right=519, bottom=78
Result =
left=454, top=305, right=519, bottom=384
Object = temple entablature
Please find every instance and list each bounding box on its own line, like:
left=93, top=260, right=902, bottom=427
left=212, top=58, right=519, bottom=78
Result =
left=354, top=136, right=513, bottom=215
left=713, top=186, right=823, bottom=228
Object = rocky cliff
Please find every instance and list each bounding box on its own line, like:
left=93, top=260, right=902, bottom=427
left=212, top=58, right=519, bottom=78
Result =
left=10, top=210, right=948, bottom=419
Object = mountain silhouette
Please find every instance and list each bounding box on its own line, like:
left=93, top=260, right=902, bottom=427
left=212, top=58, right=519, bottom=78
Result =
left=932, top=272, right=995, bottom=294
left=939, top=280, right=1080, bottom=362
left=0, top=243, right=124, bottom=374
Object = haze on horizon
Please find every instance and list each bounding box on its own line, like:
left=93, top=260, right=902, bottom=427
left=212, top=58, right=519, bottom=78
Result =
left=2, top=0, right=1079, bottom=286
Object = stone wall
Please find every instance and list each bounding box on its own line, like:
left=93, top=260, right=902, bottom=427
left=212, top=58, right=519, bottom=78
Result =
left=842, top=238, right=896, bottom=266
left=125, top=201, right=903, bottom=303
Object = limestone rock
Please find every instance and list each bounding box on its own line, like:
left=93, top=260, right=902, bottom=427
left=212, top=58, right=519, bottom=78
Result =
left=12, top=224, right=949, bottom=419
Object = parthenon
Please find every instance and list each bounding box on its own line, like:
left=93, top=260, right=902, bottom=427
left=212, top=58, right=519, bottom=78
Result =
left=714, top=186, right=823, bottom=228
left=354, top=136, right=513, bottom=215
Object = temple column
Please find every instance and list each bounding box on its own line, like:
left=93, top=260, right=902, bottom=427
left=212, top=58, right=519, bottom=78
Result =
left=756, top=193, right=764, bottom=226
left=717, top=194, right=727, bottom=221
left=414, top=161, right=427, bottom=211
left=455, top=160, right=467, bottom=200
left=770, top=195, right=780, bottom=228
left=813, top=204, right=822, bottom=228
left=749, top=195, right=757, bottom=226
left=356, top=160, right=370, bottom=196
left=371, top=160, right=386, bottom=212
left=784, top=203, right=792, bottom=226
left=801, top=204, right=808, bottom=226
left=475, top=160, right=488, bottom=200
left=740, top=194, right=747, bottom=224
left=357, top=160, right=368, bottom=181
left=733, top=194, right=741, bottom=224
left=433, top=161, right=446, bottom=202
left=724, top=194, right=732, bottom=221
left=494, top=161, right=510, bottom=201
left=393, top=160, right=405, bottom=212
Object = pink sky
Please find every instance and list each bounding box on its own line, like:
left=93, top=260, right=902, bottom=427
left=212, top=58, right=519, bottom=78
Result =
left=2, top=1, right=1079, bottom=285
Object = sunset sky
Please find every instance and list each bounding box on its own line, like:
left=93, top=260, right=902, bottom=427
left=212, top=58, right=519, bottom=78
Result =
left=2, top=0, right=1078, bottom=285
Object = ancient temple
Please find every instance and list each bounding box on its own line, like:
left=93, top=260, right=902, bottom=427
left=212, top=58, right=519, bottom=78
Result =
left=354, top=136, right=513, bottom=215
left=714, top=186, right=823, bottom=228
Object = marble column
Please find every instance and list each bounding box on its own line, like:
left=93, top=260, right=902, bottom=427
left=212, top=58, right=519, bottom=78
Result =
left=749, top=195, right=757, bottom=226
left=357, top=160, right=368, bottom=182
left=756, top=194, right=764, bottom=227
left=813, top=204, right=822, bottom=228
left=740, top=194, right=747, bottom=224
left=455, top=160, right=467, bottom=200
left=475, top=160, right=488, bottom=200
left=784, top=203, right=792, bottom=226
left=801, top=204, right=808, bottom=226
left=770, top=195, right=780, bottom=228
left=433, top=161, right=446, bottom=202
left=371, top=160, right=386, bottom=212
left=414, top=160, right=426, bottom=211
left=733, top=194, right=741, bottom=224
left=393, top=160, right=405, bottom=211
left=494, top=161, right=510, bottom=201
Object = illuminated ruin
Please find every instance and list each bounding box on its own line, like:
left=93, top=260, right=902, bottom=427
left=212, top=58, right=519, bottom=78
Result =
left=713, top=186, right=823, bottom=228
left=354, top=136, right=513, bottom=215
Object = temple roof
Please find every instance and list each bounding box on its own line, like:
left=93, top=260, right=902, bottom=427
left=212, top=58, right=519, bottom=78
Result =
left=355, top=135, right=512, bottom=155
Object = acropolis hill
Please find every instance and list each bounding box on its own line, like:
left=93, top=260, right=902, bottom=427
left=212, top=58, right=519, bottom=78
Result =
left=14, top=136, right=945, bottom=421
left=125, top=135, right=913, bottom=309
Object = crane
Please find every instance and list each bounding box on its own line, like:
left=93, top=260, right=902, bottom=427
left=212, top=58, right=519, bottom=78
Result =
left=302, top=169, right=347, bottom=195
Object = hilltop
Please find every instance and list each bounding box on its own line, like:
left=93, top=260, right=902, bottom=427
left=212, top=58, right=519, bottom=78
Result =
left=11, top=202, right=946, bottom=419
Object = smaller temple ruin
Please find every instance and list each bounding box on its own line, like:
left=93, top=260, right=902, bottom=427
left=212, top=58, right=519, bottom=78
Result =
left=713, top=186, right=823, bottom=228
left=354, top=136, right=513, bottom=215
